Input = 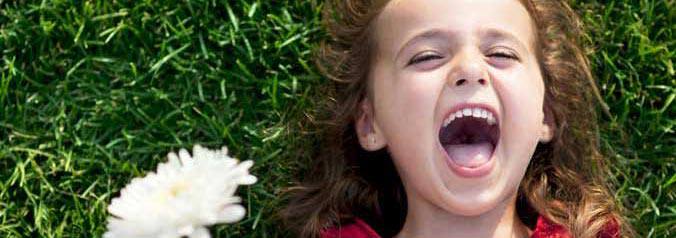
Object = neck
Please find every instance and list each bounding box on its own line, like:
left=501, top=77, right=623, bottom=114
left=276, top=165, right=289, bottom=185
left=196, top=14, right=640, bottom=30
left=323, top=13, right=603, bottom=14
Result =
left=395, top=192, right=530, bottom=238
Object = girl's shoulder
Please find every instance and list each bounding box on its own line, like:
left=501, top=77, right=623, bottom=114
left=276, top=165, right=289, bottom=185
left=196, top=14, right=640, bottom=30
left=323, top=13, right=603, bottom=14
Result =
left=320, top=216, right=620, bottom=238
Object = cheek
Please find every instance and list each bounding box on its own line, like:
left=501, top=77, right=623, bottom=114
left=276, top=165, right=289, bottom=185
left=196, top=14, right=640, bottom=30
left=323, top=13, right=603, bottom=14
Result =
left=493, top=65, right=545, bottom=156
left=379, top=74, right=446, bottom=199
left=503, top=80, right=544, bottom=116
left=494, top=61, right=544, bottom=118
left=399, top=78, right=440, bottom=118
left=372, top=71, right=443, bottom=162
left=375, top=72, right=442, bottom=136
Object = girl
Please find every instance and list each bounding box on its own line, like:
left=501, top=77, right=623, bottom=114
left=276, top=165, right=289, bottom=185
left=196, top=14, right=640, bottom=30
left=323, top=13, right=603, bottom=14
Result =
left=283, top=0, right=633, bottom=237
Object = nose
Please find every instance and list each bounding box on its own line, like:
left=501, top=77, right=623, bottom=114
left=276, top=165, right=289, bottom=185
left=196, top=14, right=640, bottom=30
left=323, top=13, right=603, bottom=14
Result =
left=448, top=49, right=489, bottom=87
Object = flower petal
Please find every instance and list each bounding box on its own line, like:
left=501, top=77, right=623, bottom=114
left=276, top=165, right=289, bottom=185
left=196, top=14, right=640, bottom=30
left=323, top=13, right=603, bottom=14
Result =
left=189, top=227, right=211, bottom=238
left=218, top=205, right=246, bottom=223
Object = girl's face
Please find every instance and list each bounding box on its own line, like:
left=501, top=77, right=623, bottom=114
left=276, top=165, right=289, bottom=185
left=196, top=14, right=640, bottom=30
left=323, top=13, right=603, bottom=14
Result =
left=357, top=0, right=552, bottom=216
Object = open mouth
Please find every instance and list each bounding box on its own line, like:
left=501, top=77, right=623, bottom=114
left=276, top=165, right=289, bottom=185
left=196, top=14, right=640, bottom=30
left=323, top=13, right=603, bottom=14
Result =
left=439, top=106, right=500, bottom=169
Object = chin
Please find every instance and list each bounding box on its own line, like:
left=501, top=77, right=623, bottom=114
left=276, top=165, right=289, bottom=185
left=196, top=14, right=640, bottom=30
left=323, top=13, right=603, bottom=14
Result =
left=434, top=150, right=520, bottom=217
left=439, top=184, right=513, bottom=216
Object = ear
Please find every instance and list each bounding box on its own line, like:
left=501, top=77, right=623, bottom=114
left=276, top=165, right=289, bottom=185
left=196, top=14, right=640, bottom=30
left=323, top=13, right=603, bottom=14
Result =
left=355, top=98, right=387, bottom=151
left=539, top=103, right=554, bottom=143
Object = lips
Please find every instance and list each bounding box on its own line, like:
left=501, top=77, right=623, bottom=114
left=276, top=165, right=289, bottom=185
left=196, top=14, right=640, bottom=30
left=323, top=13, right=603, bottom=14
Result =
left=438, top=104, right=500, bottom=177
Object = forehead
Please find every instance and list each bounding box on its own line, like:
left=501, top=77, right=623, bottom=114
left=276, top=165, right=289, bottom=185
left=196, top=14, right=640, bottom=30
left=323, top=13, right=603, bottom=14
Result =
left=373, top=0, right=536, bottom=53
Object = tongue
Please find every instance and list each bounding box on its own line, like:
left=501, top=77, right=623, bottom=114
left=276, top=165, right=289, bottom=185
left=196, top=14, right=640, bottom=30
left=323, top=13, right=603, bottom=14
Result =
left=444, top=142, right=494, bottom=168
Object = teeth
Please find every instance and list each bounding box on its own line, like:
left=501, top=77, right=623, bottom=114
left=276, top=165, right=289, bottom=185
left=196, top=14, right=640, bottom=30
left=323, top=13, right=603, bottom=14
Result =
left=444, top=114, right=455, bottom=126
left=443, top=107, right=497, bottom=127
left=487, top=114, right=496, bottom=125
left=472, top=108, right=482, bottom=117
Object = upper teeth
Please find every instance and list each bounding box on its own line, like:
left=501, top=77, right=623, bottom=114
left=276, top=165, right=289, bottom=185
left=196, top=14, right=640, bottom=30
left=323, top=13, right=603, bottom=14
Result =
left=443, top=107, right=497, bottom=127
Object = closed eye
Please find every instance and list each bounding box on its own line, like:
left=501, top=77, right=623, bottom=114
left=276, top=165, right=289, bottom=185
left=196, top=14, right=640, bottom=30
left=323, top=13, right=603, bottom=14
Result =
left=487, top=48, right=519, bottom=61
left=490, top=52, right=516, bottom=59
left=408, top=52, right=443, bottom=66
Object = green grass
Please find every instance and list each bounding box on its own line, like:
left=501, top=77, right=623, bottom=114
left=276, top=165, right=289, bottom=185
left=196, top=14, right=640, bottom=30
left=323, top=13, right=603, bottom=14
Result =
left=578, top=1, right=675, bottom=236
left=0, top=0, right=673, bottom=237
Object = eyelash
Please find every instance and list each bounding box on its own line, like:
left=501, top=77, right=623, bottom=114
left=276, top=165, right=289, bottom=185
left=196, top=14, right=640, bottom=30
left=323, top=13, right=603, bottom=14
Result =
left=407, top=52, right=443, bottom=65
left=488, top=49, right=519, bottom=60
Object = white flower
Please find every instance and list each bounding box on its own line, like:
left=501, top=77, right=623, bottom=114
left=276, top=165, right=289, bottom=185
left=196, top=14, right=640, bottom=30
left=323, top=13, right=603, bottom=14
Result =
left=104, top=145, right=257, bottom=238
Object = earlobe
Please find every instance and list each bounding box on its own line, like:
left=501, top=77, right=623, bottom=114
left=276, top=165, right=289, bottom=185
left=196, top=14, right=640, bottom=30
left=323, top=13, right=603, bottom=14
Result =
left=539, top=123, right=553, bottom=143
left=355, top=99, right=387, bottom=151
left=539, top=105, right=554, bottom=143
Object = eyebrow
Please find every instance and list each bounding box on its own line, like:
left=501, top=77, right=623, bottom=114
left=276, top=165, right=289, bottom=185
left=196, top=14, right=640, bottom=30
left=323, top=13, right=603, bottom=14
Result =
left=395, top=29, right=454, bottom=61
left=478, top=28, right=531, bottom=53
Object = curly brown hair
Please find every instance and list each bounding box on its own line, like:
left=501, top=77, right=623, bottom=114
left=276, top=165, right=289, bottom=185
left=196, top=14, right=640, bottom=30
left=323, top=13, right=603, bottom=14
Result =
left=281, top=1, right=634, bottom=237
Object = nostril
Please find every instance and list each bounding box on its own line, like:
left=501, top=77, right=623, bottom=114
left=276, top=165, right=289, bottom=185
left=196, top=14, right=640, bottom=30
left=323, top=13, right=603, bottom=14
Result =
left=455, top=79, right=467, bottom=86
left=478, top=78, right=486, bottom=85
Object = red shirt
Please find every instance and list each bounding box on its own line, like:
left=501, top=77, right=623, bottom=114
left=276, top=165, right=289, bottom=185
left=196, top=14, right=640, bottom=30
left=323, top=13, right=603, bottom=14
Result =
left=321, top=216, right=619, bottom=238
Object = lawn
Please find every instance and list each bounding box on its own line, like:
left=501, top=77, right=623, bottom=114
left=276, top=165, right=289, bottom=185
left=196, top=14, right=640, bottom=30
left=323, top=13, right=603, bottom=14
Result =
left=0, top=0, right=673, bottom=237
